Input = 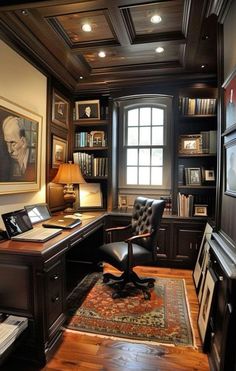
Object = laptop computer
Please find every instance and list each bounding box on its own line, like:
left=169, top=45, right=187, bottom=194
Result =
left=25, top=203, right=82, bottom=229
left=1, top=209, right=62, bottom=242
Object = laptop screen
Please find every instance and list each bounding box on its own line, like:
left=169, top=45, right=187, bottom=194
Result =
left=1, top=209, right=33, bottom=238
left=24, top=203, right=51, bottom=224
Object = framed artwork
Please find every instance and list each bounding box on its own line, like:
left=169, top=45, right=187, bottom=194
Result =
left=205, top=169, right=215, bottom=182
left=223, top=67, right=236, bottom=133
left=225, top=136, right=236, bottom=196
left=193, top=223, right=213, bottom=291
left=179, top=134, right=202, bottom=154
left=52, top=89, right=69, bottom=129
left=52, top=135, right=67, bottom=168
left=198, top=267, right=217, bottom=345
left=194, top=204, right=208, bottom=216
left=79, top=183, right=103, bottom=208
left=75, top=100, right=100, bottom=121
left=90, top=131, right=105, bottom=147
left=0, top=96, right=42, bottom=194
left=185, top=167, right=201, bottom=185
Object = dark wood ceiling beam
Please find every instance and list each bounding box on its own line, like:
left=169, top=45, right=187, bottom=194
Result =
left=106, top=5, right=131, bottom=46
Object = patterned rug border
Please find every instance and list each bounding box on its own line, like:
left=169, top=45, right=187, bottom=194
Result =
left=66, top=274, right=197, bottom=349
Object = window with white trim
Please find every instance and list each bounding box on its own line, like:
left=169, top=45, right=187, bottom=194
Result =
left=118, top=95, right=172, bottom=192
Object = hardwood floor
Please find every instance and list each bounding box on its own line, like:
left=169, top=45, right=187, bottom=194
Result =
left=3, top=266, right=210, bottom=371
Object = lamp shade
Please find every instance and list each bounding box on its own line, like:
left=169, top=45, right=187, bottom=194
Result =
left=52, top=162, right=86, bottom=184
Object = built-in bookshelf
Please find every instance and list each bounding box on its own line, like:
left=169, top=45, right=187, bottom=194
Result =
left=73, top=97, right=110, bottom=210
left=175, top=87, right=217, bottom=218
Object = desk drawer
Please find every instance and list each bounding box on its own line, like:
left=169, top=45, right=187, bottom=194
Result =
left=45, top=260, right=64, bottom=328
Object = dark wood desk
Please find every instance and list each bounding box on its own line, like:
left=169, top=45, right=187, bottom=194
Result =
left=0, top=212, right=105, bottom=367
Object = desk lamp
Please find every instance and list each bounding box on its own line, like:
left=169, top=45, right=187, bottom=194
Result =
left=52, top=161, right=86, bottom=213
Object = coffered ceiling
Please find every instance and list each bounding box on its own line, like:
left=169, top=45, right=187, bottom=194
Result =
left=0, top=0, right=220, bottom=93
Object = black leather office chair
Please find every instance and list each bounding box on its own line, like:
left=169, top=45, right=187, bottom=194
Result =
left=99, top=197, right=165, bottom=299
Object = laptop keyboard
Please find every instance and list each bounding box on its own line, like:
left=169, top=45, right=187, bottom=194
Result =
left=21, top=227, right=58, bottom=238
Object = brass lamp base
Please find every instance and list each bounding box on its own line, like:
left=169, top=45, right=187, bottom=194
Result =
left=63, top=184, right=76, bottom=213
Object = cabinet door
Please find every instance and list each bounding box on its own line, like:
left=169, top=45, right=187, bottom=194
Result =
left=156, top=222, right=171, bottom=261
left=45, top=259, right=64, bottom=332
left=173, top=223, right=204, bottom=267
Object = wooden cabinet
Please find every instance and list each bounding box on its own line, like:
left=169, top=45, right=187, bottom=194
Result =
left=106, top=213, right=205, bottom=268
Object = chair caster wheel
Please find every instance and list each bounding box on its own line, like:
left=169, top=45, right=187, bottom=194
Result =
left=148, top=282, right=154, bottom=288
left=112, top=292, right=120, bottom=299
left=143, top=291, right=151, bottom=300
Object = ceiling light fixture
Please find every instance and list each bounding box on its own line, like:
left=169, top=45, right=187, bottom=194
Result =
left=201, top=64, right=205, bottom=69
left=155, top=47, right=164, bottom=53
left=79, top=76, right=83, bottom=79
left=98, top=51, right=106, bottom=58
left=151, top=14, right=162, bottom=24
left=82, top=23, right=92, bottom=32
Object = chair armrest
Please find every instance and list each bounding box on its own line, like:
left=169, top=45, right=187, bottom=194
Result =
left=125, top=232, right=151, bottom=243
left=105, top=224, right=132, bottom=233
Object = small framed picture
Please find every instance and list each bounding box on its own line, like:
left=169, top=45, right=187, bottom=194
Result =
left=194, top=204, right=208, bottom=216
left=198, top=267, right=217, bottom=345
left=90, top=131, right=105, bottom=147
left=185, top=168, right=201, bottom=185
left=205, top=170, right=215, bottom=182
left=52, top=135, right=67, bottom=168
left=79, top=183, right=103, bottom=208
left=75, top=100, right=100, bottom=121
left=52, top=89, right=69, bottom=129
left=179, top=134, right=202, bottom=155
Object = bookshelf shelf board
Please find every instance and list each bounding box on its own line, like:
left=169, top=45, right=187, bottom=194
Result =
left=74, top=120, right=109, bottom=126
left=178, top=153, right=217, bottom=158
left=74, top=146, right=108, bottom=151
left=180, top=114, right=216, bottom=119
left=178, top=185, right=216, bottom=189
left=84, top=176, right=108, bottom=180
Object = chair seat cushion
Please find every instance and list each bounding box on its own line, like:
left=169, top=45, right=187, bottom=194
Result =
left=99, top=241, right=153, bottom=271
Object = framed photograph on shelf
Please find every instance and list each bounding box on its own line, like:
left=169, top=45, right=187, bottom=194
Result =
left=198, top=267, right=217, bottom=345
left=52, top=89, right=69, bottom=129
left=223, top=66, right=236, bottom=133
left=75, top=100, right=100, bottom=121
left=193, top=223, right=213, bottom=291
left=52, top=135, right=67, bottom=168
left=90, top=131, right=105, bottom=147
left=205, top=169, right=215, bottom=182
left=185, top=167, right=202, bottom=185
left=194, top=204, right=208, bottom=216
left=179, top=134, right=202, bottom=155
left=79, top=183, right=103, bottom=208
left=0, top=96, right=42, bottom=194
left=225, top=136, right=236, bottom=196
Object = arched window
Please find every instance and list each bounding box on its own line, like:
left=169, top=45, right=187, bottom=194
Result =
left=118, top=95, right=172, bottom=194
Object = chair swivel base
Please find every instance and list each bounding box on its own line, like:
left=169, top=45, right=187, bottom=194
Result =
left=103, top=271, right=155, bottom=300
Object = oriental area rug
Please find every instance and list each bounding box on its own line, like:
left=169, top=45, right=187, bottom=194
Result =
left=65, top=274, right=194, bottom=347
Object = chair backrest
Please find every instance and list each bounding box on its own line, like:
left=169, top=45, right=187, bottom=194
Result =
left=131, top=197, right=165, bottom=252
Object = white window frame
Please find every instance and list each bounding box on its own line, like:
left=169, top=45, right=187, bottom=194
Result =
left=118, top=95, right=172, bottom=194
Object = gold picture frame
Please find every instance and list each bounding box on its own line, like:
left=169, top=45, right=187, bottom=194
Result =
left=75, top=100, right=100, bottom=121
left=79, top=183, right=103, bottom=209
left=179, top=134, right=202, bottom=154
left=52, top=89, right=69, bottom=129
left=52, top=135, right=67, bottom=168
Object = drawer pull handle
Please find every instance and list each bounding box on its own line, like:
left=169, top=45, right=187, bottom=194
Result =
left=51, top=274, right=59, bottom=281
left=52, top=296, right=59, bottom=303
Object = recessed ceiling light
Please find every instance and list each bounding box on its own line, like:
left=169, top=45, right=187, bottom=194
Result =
left=151, top=14, right=162, bottom=24
left=82, top=23, right=92, bottom=32
left=155, top=47, right=164, bottom=53
left=201, top=64, right=205, bottom=68
left=21, top=9, right=28, bottom=16
left=79, top=76, right=83, bottom=80
left=98, top=51, right=106, bottom=58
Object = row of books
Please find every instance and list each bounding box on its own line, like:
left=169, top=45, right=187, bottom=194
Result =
left=177, top=193, right=194, bottom=217
left=74, top=131, right=106, bottom=148
left=0, top=315, right=28, bottom=356
left=73, top=152, right=108, bottom=177
left=179, top=98, right=217, bottom=115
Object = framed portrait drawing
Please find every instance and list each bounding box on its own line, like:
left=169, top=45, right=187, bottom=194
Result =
left=179, top=134, right=202, bottom=154
left=185, top=167, right=202, bottom=185
left=52, top=89, right=69, bottom=129
left=75, top=100, right=100, bottom=121
left=0, top=96, right=42, bottom=194
left=225, top=136, right=236, bottom=196
left=198, top=267, right=217, bottom=345
left=223, top=67, right=236, bottom=133
left=193, top=223, right=213, bottom=291
left=79, top=183, right=103, bottom=208
left=52, top=135, right=67, bottom=168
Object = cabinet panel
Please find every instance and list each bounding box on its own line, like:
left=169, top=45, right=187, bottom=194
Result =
left=173, top=223, right=204, bottom=267
left=156, top=222, right=171, bottom=260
